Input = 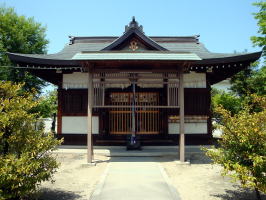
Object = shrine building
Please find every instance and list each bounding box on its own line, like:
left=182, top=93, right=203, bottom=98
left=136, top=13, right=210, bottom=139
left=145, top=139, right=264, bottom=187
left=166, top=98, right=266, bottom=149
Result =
left=7, top=17, right=261, bottom=161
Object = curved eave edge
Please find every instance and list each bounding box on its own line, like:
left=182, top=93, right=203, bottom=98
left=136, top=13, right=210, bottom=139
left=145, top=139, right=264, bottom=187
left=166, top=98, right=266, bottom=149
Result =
left=6, top=51, right=262, bottom=66
left=195, top=51, right=262, bottom=65
left=7, top=53, right=78, bottom=66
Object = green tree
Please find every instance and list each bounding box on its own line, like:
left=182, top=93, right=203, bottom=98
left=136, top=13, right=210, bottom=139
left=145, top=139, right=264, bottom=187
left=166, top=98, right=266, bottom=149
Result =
left=230, top=64, right=266, bottom=97
left=0, top=5, right=49, bottom=94
left=33, top=90, right=58, bottom=118
left=0, top=82, right=61, bottom=199
left=211, top=88, right=242, bottom=118
left=230, top=1, right=266, bottom=98
left=206, top=95, right=266, bottom=200
left=251, top=1, right=266, bottom=55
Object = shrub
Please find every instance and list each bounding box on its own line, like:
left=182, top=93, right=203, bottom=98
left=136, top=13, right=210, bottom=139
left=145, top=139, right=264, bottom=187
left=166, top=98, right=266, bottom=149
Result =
left=206, top=95, right=266, bottom=200
left=0, top=82, right=61, bottom=200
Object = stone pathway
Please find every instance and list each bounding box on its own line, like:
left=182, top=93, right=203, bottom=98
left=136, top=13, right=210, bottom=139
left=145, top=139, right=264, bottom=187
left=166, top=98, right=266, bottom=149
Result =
left=90, top=157, right=181, bottom=200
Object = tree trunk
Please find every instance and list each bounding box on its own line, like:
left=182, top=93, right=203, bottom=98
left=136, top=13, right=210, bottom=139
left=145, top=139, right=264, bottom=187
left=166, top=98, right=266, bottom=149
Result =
left=255, top=187, right=261, bottom=200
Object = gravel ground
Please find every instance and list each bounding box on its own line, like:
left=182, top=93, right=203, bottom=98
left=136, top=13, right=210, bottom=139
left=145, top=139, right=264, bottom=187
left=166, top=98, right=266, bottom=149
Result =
left=37, top=153, right=109, bottom=200
left=36, top=152, right=265, bottom=200
left=161, top=154, right=266, bottom=200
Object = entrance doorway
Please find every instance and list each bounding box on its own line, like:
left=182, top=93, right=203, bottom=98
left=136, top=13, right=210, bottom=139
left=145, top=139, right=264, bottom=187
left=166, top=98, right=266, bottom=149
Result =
left=109, top=92, right=160, bottom=134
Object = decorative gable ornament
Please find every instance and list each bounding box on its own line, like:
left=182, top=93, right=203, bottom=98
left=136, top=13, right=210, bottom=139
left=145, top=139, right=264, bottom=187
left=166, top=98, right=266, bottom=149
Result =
left=102, top=16, right=167, bottom=51
left=129, top=40, right=139, bottom=51
left=125, top=16, right=144, bottom=33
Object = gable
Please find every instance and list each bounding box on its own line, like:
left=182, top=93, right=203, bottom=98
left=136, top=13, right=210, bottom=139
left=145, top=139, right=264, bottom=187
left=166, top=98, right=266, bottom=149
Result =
left=112, top=35, right=157, bottom=51
left=102, top=17, right=168, bottom=51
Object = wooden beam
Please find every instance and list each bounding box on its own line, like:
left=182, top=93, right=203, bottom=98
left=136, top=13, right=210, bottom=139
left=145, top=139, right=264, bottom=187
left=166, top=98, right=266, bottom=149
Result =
left=93, top=68, right=179, bottom=73
left=87, top=69, right=93, bottom=163
left=93, top=105, right=179, bottom=108
left=92, top=81, right=179, bottom=84
left=178, top=67, right=185, bottom=162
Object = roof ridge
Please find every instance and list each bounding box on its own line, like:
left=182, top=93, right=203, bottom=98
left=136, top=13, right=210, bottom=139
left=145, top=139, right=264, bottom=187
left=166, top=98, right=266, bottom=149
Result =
left=69, top=36, right=199, bottom=38
left=101, top=17, right=168, bottom=51
left=68, top=36, right=200, bottom=45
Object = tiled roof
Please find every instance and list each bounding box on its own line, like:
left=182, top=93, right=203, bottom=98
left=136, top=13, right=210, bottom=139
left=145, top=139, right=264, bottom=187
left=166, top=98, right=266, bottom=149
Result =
left=8, top=37, right=250, bottom=62
left=6, top=17, right=262, bottom=86
left=7, top=16, right=261, bottom=65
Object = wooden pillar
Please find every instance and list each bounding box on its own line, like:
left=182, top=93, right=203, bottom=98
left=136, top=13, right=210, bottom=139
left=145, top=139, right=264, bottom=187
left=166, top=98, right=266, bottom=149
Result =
left=87, top=70, right=93, bottom=163
left=57, top=80, right=63, bottom=135
left=178, top=67, right=185, bottom=162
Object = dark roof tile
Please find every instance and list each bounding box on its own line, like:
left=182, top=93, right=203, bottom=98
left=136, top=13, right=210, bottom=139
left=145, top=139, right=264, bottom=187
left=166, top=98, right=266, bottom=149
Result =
left=7, top=36, right=261, bottom=65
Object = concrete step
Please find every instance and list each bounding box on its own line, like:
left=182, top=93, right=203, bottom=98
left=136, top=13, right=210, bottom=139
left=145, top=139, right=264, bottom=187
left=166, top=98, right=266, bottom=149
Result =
left=56, top=145, right=211, bottom=158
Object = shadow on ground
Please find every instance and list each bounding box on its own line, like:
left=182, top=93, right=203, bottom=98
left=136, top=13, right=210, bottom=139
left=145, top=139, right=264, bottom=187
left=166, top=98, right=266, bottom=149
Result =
left=38, top=188, right=82, bottom=200
left=93, top=152, right=214, bottom=164
left=189, top=153, right=213, bottom=164
left=212, top=187, right=266, bottom=200
left=57, top=145, right=216, bottom=164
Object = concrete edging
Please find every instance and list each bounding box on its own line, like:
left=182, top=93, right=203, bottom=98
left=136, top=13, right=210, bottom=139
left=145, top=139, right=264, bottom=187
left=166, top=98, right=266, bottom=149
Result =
left=158, top=163, right=181, bottom=200
left=89, top=162, right=110, bottom=200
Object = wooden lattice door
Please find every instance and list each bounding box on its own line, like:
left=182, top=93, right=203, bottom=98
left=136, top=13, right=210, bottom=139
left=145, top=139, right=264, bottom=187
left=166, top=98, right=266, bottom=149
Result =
left=109, top=92, right=160, bottom=134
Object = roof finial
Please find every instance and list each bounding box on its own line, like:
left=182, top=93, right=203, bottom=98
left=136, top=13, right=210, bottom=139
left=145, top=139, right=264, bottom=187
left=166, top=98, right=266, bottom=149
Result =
left=124, top=16, right=144, bottom=33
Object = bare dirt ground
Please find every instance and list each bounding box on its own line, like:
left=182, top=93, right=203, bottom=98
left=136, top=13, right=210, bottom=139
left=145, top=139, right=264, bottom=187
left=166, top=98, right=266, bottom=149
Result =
left=36, top=152, right=265, bottom=200
left=37, top=153, right=109, bottom=200
left=161, top=154, right=266, bottom=200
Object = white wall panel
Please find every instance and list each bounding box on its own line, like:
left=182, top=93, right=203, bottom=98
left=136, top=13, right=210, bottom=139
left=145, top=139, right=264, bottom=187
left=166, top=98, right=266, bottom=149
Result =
left=212, top=79, right=231, bottom=92
left=92, top=116, right=99, bottom=134
left=62, top=116, right=99, bottom=134
left=63, top=72, right=88, bottom=89
left=62, top=72, right=206, bottom=89
left=184, top=72, right=206, bottom=88
left=168, top=122, right=208, bottom=134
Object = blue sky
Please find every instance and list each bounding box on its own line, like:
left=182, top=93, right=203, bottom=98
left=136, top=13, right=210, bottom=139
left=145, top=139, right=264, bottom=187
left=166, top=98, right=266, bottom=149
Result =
left=0, top=0, right=262, bottom=54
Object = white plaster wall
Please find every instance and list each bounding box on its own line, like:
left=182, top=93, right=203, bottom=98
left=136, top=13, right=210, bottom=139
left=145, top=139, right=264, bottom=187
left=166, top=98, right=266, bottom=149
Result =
left=184, top=72, right=206, bottom=88
left=212, top=79, right=231, bottom=92
left=62, top=116, right=99, bottom=134
left=35, top=118, right=53, bottom=133
left=137, top=79, right=163, bottom=88
left=168, top=122, right=208, bottom=134
left=62, top=72, right=206, bottom=89
left=63, top=72, right=88, bottom=89
left=105, top=79, right=130, bottom=88
left=43, top=118, right=53, bottom=133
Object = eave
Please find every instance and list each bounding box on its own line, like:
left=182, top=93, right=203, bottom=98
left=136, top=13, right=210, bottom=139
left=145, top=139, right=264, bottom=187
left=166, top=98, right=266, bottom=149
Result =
left=6, top=51, right=262, bottom=86
left=195, top=52, right=262, bottom=65
left=7, top=52, right=78, bottom=66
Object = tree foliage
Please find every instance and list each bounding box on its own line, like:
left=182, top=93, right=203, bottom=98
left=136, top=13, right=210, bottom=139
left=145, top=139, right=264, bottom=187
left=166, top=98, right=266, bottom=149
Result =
left=0, top=82, right=61, bottom=199
left=230, top=1, right=266, bottom=99
left=211, top=88, right=242, bottom=118
left=251, top=1, right=266, bottom=55
left=206, top=95, right=266, bottom=199
left=230, top=64, right=266, bottom=97
left=209, top=3, right=266, bottom=199
left=0, top=5, right=49, bottom=94
left=32, top=90, right=57, bottom=118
